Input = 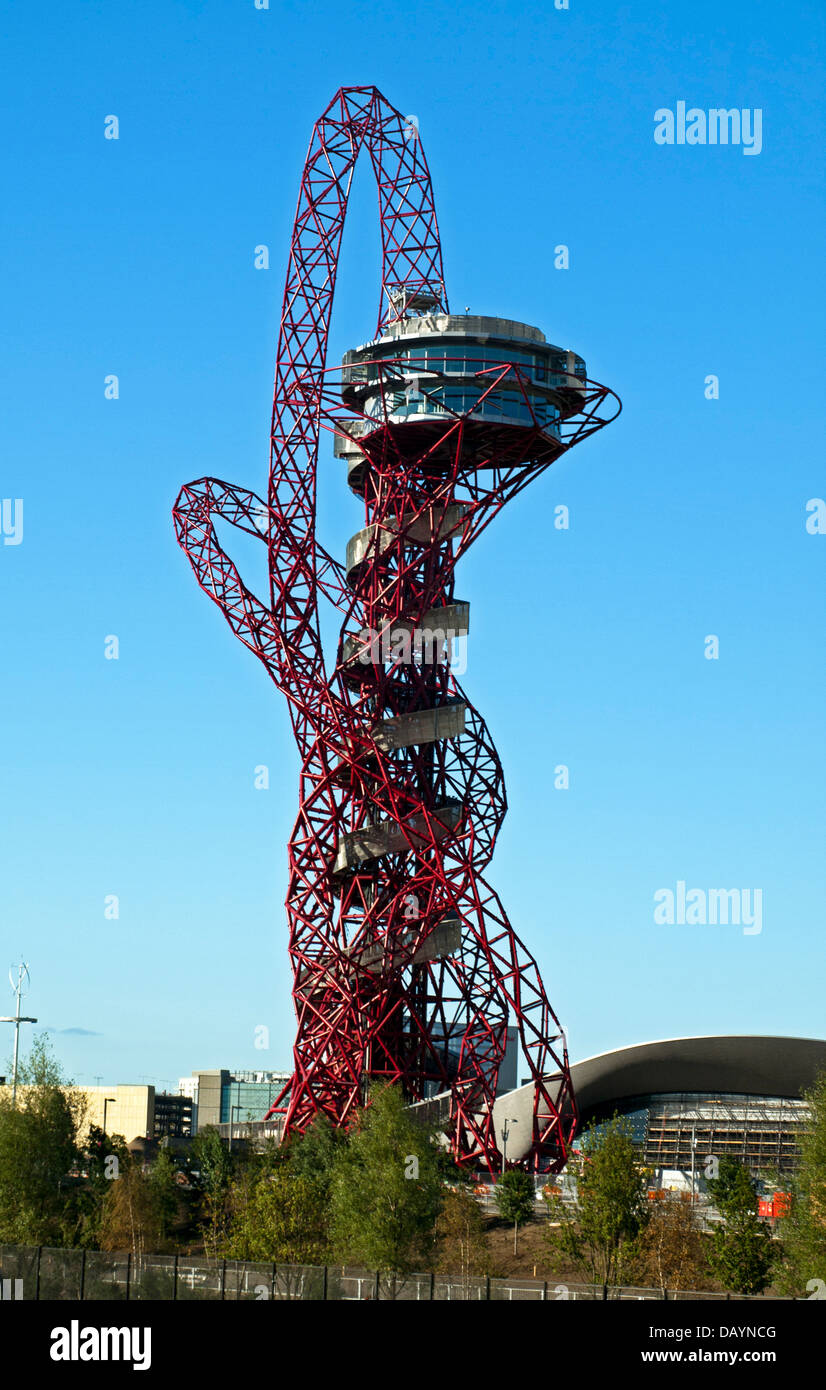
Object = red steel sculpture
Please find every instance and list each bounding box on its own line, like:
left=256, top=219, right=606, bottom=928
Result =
left=173, top=86, right=620, bottom=1172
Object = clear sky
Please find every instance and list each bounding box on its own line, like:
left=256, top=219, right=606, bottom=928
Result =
left=1, top=0, right=824, bottom=1089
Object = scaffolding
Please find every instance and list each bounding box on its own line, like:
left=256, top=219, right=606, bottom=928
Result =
left=642, top=1092, right=808, bottom=1176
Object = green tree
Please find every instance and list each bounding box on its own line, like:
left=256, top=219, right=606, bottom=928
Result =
left=708, top=1213, right=774, bottom=1295
left=629, top=1194, right=708, bottom=1293
left=494, top=1170, right=534, bottom=1255
left=707, top=1157, right=759, bottom=1218
left=436, top=1188, right=490, bottom=1289
left=222, top=1114, right=346, bottom=1267
left=0, top=1033, right=83, bottom=1245
left=148, top=1148, right=180, bottom=1239
left=76, top=1124, right=131, bottom=1247
left=225, top=1165, right=329, bottom=1264
left=285, top=1112, right=346, bottom=1194
left=776, top=1071, right=826, bottom=1297
left=83, top=1124, right=130, bottom=1188
left=329, top=1083, right=444, bottom=1289
left=545, top=1117, right=649, bottom=1294
left=188, top=1125, right=234, bottom=1258
left=706, top=1158, right=774, bottom=1295
left=99, top=1155, right=165, bottom=1256
left=188, top=1125, right=233, bottom=1195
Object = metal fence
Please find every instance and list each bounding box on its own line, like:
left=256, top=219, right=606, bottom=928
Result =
left=0, top=1244, right=771, bottom=1301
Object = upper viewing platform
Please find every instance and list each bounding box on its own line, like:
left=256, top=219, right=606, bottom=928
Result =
left=334, top=313, right=591, bottom=481
left=342, top=314, right=587, bottom=402
left=365, top=312, right=549, bottom=347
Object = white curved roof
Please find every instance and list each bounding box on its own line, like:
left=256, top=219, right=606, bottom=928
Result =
left=569, top=1035, right=826, bottom=1116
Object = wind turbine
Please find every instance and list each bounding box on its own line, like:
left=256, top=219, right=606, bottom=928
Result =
left=1, top=961, right=38, bottom=1107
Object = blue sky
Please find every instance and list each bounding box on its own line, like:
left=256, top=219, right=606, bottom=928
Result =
left=1, top=0, right=824, bottom=1089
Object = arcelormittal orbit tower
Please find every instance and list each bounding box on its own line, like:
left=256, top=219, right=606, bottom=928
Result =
left=174, top=87, right=620, bottom=1173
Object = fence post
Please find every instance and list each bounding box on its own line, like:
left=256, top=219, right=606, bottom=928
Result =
left=429, top=1271, right=435, bottom=1301
left=542, top=1281, right=547, bottom=1302
left=373, top=1270, right=380, bottom=1301
left=322, top=1265, right=328, bottom=1302
left=173, top=1254, right=179, bottom=1301
left=485, top=1275, right=490, bottom=1301
left=125, top=1252, right=131, bottom=1302
left=220, top=1259, right=226, bottom=1300
left=80, top=1250, right=86, bottom=1301
left=35, top=1247, right=42, bottom=1301
left=663, top=1286, right=668, bottom=1301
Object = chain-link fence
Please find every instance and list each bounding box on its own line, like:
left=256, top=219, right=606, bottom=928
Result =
left=0, top=1245, right=771, bottom=1301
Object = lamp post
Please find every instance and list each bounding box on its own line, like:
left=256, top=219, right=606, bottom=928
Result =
left=0, top=962, right=37, bottom=1108
left=103, top=1097, right=117, bottom=1136
left=501, top=1117, right=517, bottom=1173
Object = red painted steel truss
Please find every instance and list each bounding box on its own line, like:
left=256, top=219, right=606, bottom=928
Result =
left=173, top=86, right=620, bottom=1172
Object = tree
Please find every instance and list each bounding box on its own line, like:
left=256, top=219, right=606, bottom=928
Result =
left=188, top=1125, right=234, bottom=1258
left=223, top=1114, right=345, bottom=1266
left=284, top=1112, right=346, bottom=1194
left=329, top=1083, right=444, bottom=1289
left=226, top=1166, right=329, bottom=1265
left=707, top=1156, right=759, bottom=1218
left=545, top=1117, right=649, bottom=1294
left=148, top=1148, right=180, bottom=1240
left=0, top=1033, right=83, bottom=1245
left=629, top=1194, right=707, bottom=1293
left=494, top=1170, right=534, bottom=1255
left=77, top=1124, right=131, bottom=1248
left=776, top=1070, right=826, bottom=1297
left=99, top=1155, right=165, bottom=1256
left=708, top=1212, right=775, bottom=1295
left=83, top=1124, right=130, bottom=1188
left=436, top=1188, right=489, bottom=1291
left=188, top=1125, right=233, bottom=1195
left=706, top=1158, right=774, bottom=1295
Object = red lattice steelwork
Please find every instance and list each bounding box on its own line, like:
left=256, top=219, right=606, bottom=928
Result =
left=173, top=86, right=620, bottom=1172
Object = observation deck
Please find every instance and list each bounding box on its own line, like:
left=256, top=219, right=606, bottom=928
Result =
left=334, top=313, right=590, bottom=485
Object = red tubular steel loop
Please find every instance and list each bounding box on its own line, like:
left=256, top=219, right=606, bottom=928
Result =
left=173, top=86, right=620, bottom=1172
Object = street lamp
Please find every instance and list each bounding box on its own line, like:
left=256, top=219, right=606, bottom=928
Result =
left=501, top=1117, right=517, bottom=1173
left=103, top=1097, right=117, bottom=1135
left=0, top=962, right=37, bottom=1108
